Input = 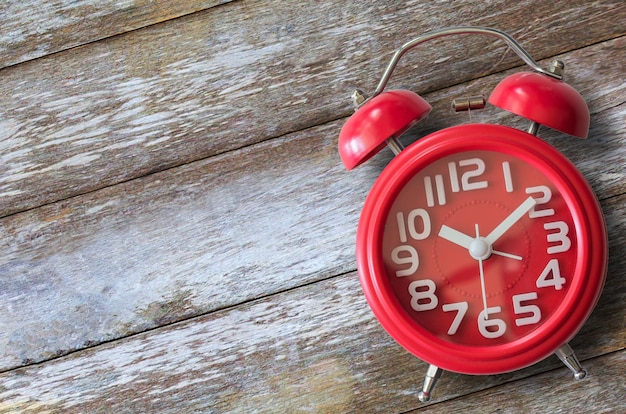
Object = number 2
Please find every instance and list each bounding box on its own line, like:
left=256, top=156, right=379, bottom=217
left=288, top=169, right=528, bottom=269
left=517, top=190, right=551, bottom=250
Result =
left=526, top=185, right=555, bottom=218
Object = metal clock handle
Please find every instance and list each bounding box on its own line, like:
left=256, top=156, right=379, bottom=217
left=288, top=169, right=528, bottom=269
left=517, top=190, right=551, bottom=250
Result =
left=355, top=26, right=560, bottom=108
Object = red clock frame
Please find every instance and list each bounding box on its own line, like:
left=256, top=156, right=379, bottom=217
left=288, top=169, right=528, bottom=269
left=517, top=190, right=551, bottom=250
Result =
left=357, top=123, right=608, bottom=374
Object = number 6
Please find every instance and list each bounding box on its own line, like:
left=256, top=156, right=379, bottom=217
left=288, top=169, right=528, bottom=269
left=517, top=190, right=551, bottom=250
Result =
left=478, top=307, right=507, bottom=338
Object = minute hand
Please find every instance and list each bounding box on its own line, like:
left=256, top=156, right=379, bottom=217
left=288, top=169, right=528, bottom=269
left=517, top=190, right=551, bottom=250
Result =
left=485, top=197, right=537, bottom=245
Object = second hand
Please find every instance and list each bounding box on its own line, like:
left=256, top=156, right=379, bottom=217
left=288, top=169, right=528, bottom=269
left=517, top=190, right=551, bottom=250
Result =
left=476, top=224, right=489, bottom=320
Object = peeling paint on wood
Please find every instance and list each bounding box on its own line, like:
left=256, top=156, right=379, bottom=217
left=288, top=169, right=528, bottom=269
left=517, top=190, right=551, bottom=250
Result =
left=0, top=35, right=624, bottom=375
left=0, top=0, right=624, bottom=412
left=0, top=265, right=623, bottom=412
left=0, top=0, right=235, bottom=69
left=0, top=1, right=624, bottom=217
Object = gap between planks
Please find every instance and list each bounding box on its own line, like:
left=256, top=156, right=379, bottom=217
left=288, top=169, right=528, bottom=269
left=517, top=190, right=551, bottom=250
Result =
left=3, top=176, right=624, bottom=372
left=0, top=0, right=237, bottom=71
left=0, top=39, right=622, bottom=370
left=0, top=267, right=355, bottom=376
left=1, top=34, right=620, bottom=221
left=3, top=2, right=622, bottom=220
left=0, top=111, right=348, bottom=222
left=404, top=349, right=626, bottom=413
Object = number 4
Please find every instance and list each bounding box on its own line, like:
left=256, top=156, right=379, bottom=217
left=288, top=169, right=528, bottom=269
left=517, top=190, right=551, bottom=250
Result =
left=536, top=258, right=566, bottom=290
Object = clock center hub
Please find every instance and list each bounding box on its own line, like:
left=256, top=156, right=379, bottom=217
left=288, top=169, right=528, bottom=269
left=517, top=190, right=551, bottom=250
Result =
left=469, top=237, right=492, bottom=261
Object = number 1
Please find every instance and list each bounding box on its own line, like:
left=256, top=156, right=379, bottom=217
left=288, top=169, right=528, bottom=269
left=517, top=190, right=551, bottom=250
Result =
left=502, top=161, right=514, bottom=192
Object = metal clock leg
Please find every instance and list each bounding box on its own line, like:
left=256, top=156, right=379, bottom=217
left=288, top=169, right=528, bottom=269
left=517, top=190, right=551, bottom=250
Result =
left=527, top=121, right=540, bottom=136
left=555, top=342, right=587, bottom=380
left=418, top=364, right=443, bottom=402
left=385, top=137, right=404, bottom=156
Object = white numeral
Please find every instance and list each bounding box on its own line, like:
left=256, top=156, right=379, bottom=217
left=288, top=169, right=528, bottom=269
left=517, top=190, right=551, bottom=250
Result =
left=459, top=158, right=488, bottom=190
left=408, top=279, right=438, bottom=311
left=396, top=209, right=431, bottom=243
left=513, top=292, right=541, bottom=326
left=424, top=175, right=446, bottom=207
left=502, top=161, right=514, bottom=192
left=536, top=258, right=566, bottom=290
left=477, top=307, right=507, bottom=339
left=448, top=162, right=460, bottom=192
left=442, top=301, right=468, bottom=335
left=544, top=221, right=571, bottom=254
left=427, top=158, right=489, bottom=207
left=449, top=158, right=488, bottom=192
left=391, top=245, right=419, bottom=277
left=526, top=185, right=555, bottom=218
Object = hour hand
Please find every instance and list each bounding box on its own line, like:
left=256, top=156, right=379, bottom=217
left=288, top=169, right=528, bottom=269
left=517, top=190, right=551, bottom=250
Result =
left=438, top=225, right=474, bottom=250
left=438, top=224, right=523, bottom=261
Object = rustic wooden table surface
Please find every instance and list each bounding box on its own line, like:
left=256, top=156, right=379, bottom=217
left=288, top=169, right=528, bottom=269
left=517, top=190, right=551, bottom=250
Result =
left=0, top=1, right=624, bottom=413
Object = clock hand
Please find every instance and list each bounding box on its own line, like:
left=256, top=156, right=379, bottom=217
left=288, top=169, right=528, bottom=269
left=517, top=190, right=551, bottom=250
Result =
left=439, top=225, right=523, bottom=260
left=438, top=225, right=474, bottom=249
left=476, top=224, right=489, bottom=319
left=485, top=196, right=536, bottom=246
left=492, top=250, right=522, bottom=261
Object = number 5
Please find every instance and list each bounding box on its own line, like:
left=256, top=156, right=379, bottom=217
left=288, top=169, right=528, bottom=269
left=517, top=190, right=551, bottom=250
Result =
left=513, top=292, right=541, bottom=326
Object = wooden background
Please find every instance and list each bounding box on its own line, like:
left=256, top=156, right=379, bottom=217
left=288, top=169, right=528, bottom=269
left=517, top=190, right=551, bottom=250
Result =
left=0, top=1, right=624, bottom=412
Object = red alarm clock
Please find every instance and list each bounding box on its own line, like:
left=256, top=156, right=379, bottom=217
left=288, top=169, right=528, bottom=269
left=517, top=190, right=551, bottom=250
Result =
left=338, top=27, right=607, bottom=402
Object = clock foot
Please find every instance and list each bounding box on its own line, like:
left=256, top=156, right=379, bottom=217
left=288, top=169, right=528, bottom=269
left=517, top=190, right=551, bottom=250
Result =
left=555, top=343, right=587, bottom=380
left=417, top=364, right=443, bottom=402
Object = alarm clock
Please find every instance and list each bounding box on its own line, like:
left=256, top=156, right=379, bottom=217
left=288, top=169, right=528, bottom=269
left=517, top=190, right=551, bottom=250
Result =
left=337, top=27, right=608, bottom=402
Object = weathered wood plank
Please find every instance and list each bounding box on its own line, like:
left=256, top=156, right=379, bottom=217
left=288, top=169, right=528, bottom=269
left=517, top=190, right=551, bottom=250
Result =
left=1, top=3, right=623, bottom=412
left=0, top=0, right=234, bottom=69
left=413, top=351, right=626, bottom=413
left=0, top=120, right=357, bottom=371
left=0, top=188, right=623, bottom=412
left=0, top=1, right=624, bottom=218
left=0, top=39, right=624, bottom=372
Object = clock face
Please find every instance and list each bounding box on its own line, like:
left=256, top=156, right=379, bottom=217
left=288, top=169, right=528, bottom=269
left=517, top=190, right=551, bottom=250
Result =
left=357, top=124, right=607, bottom=374
left=383, top=149, right=573, bottom=347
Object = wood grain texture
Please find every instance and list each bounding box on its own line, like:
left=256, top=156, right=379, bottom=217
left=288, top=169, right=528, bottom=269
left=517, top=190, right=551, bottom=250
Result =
left=0, top=1, right=624, bottom=412
left=0, top=0, right=234, bottom=69
left=0, top=0, right=624, bottom=218
left=0, top=202, right=623, bottom=413
left=0, top=37, right=624, bottom=373
left=413, top=351, right=626, bottom=413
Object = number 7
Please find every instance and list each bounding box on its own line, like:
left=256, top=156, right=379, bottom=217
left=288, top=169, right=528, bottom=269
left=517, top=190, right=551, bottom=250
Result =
left=442, top=301, right=469, bottom=335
